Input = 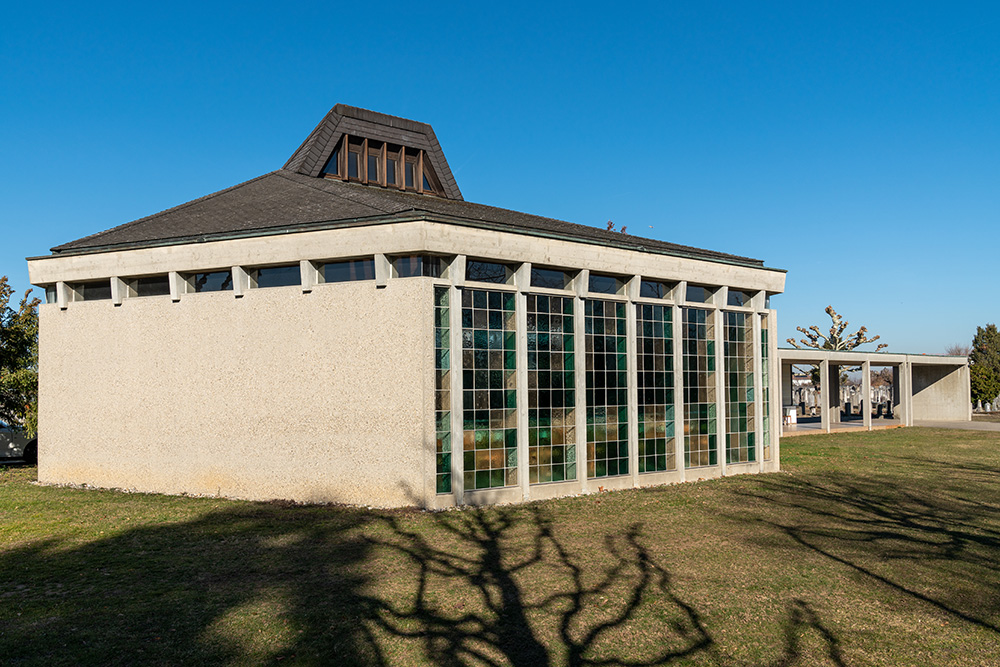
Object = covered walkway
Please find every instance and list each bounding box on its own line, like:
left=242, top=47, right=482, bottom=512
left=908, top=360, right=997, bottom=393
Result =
left=778, top=349, right=969, bottom=437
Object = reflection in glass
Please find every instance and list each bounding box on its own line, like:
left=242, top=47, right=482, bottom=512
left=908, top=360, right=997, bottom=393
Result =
left=394, top=255, right=443, bottom=278
left=530, top=267, right=570, bottom=290
left=255, top=265, right=301, bottom=289
left=588, top=274, right=621, bottom=295
left=77, top=280, right=112, bottom=301
left=134, top=275, right=170, bottom=297
left=466, top=260, right=509, bottom=284
left=192, top=271, right=233, bottom=293
left=322, top=259, right=375, bottom=283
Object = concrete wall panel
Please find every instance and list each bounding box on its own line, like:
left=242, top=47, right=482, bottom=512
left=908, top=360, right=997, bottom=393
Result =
left=37, top=279, right=432, bottom=507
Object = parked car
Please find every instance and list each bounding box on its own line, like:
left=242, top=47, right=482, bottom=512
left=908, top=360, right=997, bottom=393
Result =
left=1, top=422, right=37, bottom=464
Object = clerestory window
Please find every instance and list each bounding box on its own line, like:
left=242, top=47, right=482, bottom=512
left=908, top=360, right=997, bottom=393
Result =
left=321, top=135, right=443, bottom=195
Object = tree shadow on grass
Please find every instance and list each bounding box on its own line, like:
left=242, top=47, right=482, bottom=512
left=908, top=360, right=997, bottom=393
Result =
left=1, top=490, right=850, bottom=666
left=732, top=458, right=1000, bottom=636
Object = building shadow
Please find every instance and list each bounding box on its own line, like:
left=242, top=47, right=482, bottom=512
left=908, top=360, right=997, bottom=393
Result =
left=1, top=485, right=856, bottom=666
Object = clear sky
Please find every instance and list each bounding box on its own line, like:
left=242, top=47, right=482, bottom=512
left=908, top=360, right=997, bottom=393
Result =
left=2, top=2, right=997, bottom=353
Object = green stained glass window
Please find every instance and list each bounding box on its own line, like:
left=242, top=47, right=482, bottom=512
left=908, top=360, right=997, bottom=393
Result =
left=724, top=311, right=756, bottom=464
left=462, top=288, right=517, bottom=490
left=585, top=299, right=628, bottom=478
left=683, top=307, right=717, bottom=467
left=637, top=303, right=675, bottom=473
left=527, top=294, right=576, bottom=484
left=435, top=287, right=452, bottom=493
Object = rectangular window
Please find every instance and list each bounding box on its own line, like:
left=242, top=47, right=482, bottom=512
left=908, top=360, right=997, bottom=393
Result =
left=462, top=288, right=517, bottom=490
left=530, top=267, right=571, bottom=290
left=527, top=294, right=576, bottom=484
left=45, top=285, right=56, bottom=304
left=347, top=151, right=360, bottom=179
left=189, top=271, right=233, bottom=293
left=253, top=264, right=301, bottom=289
left=405, top=161, right=415, bottom=188
left=128, top=275, right=170, bottom=298
left=322, top=148, right=339, bottom=176
left=686, top=284, right=715, bottom=304
left=588, top=273, right=622, bottom=295
left=637, top=304, right=675, bottom=473
left=761, top=315, right=771, bottom=461
left=585, top=299, right=628, bottom=478
left=683, top=307, right=717, bottom=467
left=393, top=255, right=443, bottom=278
left=321, top=258, right=375, bottom=283
left=724, top=312, right=755, bottom=464
left=435, top=287, right=452, bottom=493
left=72, top=280, right=112, bottom=301
left=386, top=157, right=397, bottom=185
left=465, top=260, right=512, bottom=285
left=640, top=280, right=673, bottom=299
left=368, top=154, right=379, bottom=182
left=727, top=290, right=753, bottom=307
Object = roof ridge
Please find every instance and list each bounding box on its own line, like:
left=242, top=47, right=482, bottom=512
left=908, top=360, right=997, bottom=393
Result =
left=51, top=172, right=282, bottom=253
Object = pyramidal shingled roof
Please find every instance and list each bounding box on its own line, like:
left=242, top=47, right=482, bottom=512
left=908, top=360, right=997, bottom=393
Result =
left=49, top=104, right=769, bottom=270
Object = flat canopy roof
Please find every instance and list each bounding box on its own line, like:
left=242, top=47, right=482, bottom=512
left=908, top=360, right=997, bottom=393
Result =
left=778, top=348, right=968, bottom=367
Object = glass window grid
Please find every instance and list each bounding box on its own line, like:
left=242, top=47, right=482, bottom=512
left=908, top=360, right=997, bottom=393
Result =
left=461, top=288, right=517, bottom=490
left=683, top=307, right=717, bottom=467
left=527, top=294, right=576, bottom=484
left=434, top=287, right=452, bottom=494
left=585, top=299, right=629, bottom=478
left=724, top=312, right=756, bottom=464
left=636, top=304, right=676, bottom=473
left=761, top=315, right=772, bottom=461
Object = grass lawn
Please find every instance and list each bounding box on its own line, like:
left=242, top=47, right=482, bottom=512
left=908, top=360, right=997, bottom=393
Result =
left=2, top=429, right=999, bottom=666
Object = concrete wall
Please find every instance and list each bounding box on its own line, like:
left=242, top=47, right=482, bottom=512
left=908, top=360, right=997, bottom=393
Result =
left=912, top=364, right=971, bottom=421
left=37, top=278, right=434, bottom=507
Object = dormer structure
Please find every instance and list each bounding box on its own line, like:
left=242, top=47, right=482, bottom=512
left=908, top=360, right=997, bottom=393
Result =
left=284, top=104, right=462, bottom=200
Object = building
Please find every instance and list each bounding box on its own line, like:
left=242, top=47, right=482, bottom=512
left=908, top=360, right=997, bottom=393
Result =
left=26, top=105, right=786, bottom=508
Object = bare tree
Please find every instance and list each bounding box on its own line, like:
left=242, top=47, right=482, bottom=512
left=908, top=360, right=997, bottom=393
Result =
left=945, top=343, right=970, bottom=357
left=787, top=306, right=887, bottom=352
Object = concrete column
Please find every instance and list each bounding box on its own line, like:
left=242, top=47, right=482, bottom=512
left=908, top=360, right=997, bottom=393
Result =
left=111, top=277, right=125, bottom=306
left=626, top=278, right=640, bottom=486
left=779, top=361, right=792, bottom=437
left=448, top=283, right=464, bottom=505
left=673, top=304, right=685, bottom=481
left=715, top=308, right=726, bottom=472
left=862, top=360, right=872, bottom=431
left=232, top=266, right=248, bottom=297
left=56, top=281, right=69, bottom=310
left=300, top=260, right=317, bottom=293
left=820, top=359, right=831, bottom=433
left=768, top=310, right=781, bottom=465
left=515, top=288, right=529, bottom=501
left=752, top=313, right=763, bottom=468
left=891, top=366, right=901, bottom=422
left=452, top=255, right=466, bottom=287
left=574, top=293, right=589, bottom=492
left=827, top=364, right=841, bottom=429
left=374, top=254, right=390, bottom=288
left=168, top=272, right=182, bottom=302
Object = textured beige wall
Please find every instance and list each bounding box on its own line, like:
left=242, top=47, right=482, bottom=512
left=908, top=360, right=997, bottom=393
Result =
left=912, top=364, right=970, bottom=421
left=38, top=279, right=433, bottom=507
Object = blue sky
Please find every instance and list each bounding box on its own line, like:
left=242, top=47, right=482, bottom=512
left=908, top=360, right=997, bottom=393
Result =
left=2, top=2, right=997, bottom=352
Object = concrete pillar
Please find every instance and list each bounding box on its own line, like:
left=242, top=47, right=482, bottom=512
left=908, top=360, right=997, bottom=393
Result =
left=752, top=312, right=763, bottom=468
left=574, top=293, right=589, bottom=493
left=300, top=260, right=317, bottom=293
left=862, top=360, right=872, bottom=430
left=56, top=281, right=69, bottom=310
left=515, top=288, right=529, bottom=501
left=781, top=363, right=794, bottom=407
left=232, top=266, right=248, bottom=297
left=820, top=359, right=830, bottom=433
left=715, top=308, right=727, bottom=472
left=768, top=310, right=781, bottom=466
left=168, top=272, right=182, bottom=302
left=626, top=277, right=640, bottom=487
left=673, top=304, right=685, bottom=481
left=448, top=282, right=465, bottom=505
left=111, top=277, right=125, bottom=306
left=374, top=254, right=390, bottom=288
left=827, top=363, right=841, bottom=429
